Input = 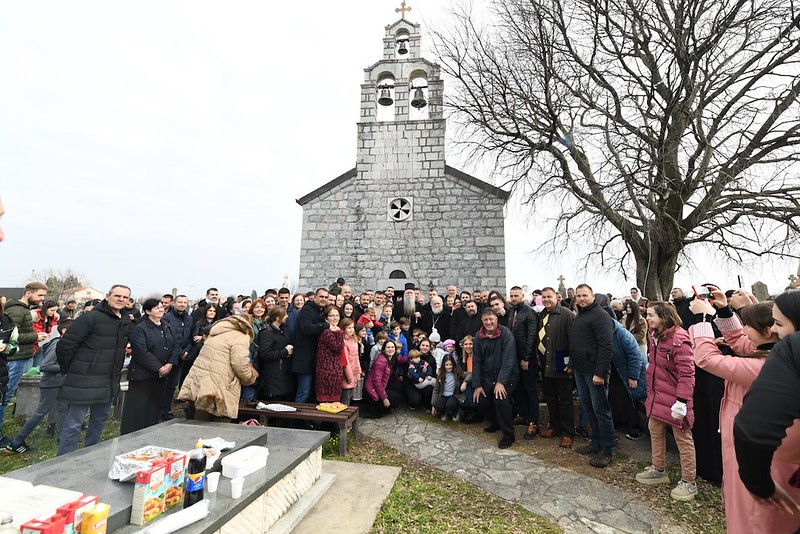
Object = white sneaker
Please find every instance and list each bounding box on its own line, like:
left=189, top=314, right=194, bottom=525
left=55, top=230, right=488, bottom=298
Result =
left=635, top=466, right=670, bottom=485
left=453, top=412, right=460, bottom=422
left=670, top=480, right=697, bottom=501
left=441, top=414, right=448, bottom=421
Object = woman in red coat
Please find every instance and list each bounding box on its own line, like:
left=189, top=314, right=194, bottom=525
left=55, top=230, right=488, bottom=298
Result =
left=315, top=306, right=344, bottom=402
left=636, top=302, right=697, bottom=502
left=364, top=340, right=400, bottom=419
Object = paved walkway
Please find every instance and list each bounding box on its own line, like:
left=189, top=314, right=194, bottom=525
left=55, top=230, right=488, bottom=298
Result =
left=359, top=411, right=686, bottom=534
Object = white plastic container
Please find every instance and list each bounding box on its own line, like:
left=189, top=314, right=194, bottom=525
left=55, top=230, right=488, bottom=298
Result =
left=221, top=446, right=269, bottom=479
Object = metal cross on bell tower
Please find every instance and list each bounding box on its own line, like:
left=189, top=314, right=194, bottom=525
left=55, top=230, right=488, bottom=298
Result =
left=395, top=1, right=411, bottom=19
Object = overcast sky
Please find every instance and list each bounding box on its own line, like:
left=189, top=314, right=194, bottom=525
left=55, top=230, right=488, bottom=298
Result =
left=0, top=1, right=795, bottom=300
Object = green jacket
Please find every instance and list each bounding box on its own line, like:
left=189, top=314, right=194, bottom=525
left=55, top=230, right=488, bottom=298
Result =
left=4, top=299, right=37, bottom=361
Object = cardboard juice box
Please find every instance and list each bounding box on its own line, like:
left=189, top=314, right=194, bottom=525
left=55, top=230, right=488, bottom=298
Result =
left=130, top=462, right=166, bottom=526
left=163, top=452, right=186, bottom=510
left=58, top=494, right=99, bottom=534
left=21, top=512, right=66, bottom=534
left=80, top=503, right=110, bottom=534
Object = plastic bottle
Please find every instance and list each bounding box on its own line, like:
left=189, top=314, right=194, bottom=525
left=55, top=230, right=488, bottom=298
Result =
left=0, top=512, right=16, bottom=533
left=184, top=441, right=207, bottom=508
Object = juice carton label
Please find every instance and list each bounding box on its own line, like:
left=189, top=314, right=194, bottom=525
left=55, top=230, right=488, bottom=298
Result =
left=81, top=503, right=110, bottom=534
left=163, top=453, right=186, bottom=510
left=130, top=463, right=166, bottom=525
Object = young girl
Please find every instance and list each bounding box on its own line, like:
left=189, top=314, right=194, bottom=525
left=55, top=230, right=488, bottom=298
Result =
left=355, top=323, right=370, bottom=375
left=690, top=288, right=800, bottom=533
left=624, top=300, right=648, bottom=356
left=431, top=354, right=465, bottom=421
left=459, top=335, right=477, bottom=423
left=637, top=302, right=697, bottom=502
left=340, top=318, right=363, bottom=405
left=371, top=331, right=388, bottom=368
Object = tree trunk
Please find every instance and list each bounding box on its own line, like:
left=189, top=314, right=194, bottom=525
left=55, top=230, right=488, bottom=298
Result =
left=634, top=245, right=678, bottom=302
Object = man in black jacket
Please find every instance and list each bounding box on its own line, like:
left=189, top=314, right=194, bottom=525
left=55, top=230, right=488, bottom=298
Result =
left=506, top=286, right=540, bottom=440
left=191, top=287, right=229, bottom=321
left=292, top=288, right=338, bottom=403
left=473, top=308, right=519, bottom=449
left=455, top=301, right=482, bottom=344
left=569, top=284, right=615, bottom=468
left=537, top=287, right=576, bottom=447
left=56, top=284, right=133, bottom=456
left=161, top=295, right=194, bottom=420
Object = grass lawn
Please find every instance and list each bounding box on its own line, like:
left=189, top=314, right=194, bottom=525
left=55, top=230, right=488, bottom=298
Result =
left=0, top=405, right=121, bottom=474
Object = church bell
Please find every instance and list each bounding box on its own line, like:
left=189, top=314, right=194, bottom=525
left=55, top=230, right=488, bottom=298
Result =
left=410, top=87, right=427, bottom=109
left=378, top=88, right=394, bottom=106
left=397, top=40, right=408, bottom=55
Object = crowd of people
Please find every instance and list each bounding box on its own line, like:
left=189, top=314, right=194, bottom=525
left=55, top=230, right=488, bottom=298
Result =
left=1, top=274, right=800, bottom=532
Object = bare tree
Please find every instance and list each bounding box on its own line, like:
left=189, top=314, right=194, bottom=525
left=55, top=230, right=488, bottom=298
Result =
left=433, top=0, right=800, bottom=299
left=30, top=268, right=89, bottom=304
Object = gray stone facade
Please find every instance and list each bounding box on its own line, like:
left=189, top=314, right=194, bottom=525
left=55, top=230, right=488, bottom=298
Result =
left=296, top=19, right=508, bottom=293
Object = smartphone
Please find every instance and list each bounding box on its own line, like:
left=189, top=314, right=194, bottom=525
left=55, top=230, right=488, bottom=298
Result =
left=692, top=285, right=713, bottom=300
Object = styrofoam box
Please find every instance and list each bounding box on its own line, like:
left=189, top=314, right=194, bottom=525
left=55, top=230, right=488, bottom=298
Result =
left=221, top=446, right=269, bottom=479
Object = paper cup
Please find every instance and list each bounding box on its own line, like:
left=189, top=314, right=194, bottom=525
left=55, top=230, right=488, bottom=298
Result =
left=206, top=472, right=220, bottom=493
left=230, top=477, right=244, bottom=499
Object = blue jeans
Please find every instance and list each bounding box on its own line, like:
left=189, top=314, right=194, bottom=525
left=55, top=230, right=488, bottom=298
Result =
left=0, top=358, right=33, bottom=429
left=574, top=371, right=615, bottom=453
left=294, top=374, right=312, bottom=403
left=57, top=401, right=111, bottom=456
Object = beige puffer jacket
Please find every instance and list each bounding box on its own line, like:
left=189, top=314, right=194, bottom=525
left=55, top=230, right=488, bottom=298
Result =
left=178, top=315, right=258, bottom=418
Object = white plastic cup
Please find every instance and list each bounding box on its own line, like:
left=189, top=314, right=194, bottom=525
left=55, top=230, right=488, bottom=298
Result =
left=230, top=477, right=244, bottom=499
left=206, top=472, right=220, bottom=493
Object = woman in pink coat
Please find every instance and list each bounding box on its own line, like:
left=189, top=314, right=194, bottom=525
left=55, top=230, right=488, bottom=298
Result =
left=636, top=302, right=697, bottom=501
left=690, top=288, right=800, bottom=534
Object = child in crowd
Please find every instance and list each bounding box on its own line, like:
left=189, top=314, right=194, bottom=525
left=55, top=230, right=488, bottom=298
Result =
left=637, top=302, right=697, bottom=501
left=411, top=329, right=426, bottom=350
left=388, top=322, right=408, bottom=358
left=442, top=339, right=457, bottom=368
left=340, top=319, right=363, bottom=405
left=431, top=354, right=465, bottom=421
left=6, top=319, right=72, bottom=454
left=407, top=349, right=436, bottom=389
left=381, top=305, right=393, bottom=327
left=399, top=318, right=413, bottom=349
left=371, top=331, right=388, bottom=367
left=459, top=335, right=478, bottom=423
left=355, top=323, right=370, bottom=375
left=357, top=306, right=383, bottom=346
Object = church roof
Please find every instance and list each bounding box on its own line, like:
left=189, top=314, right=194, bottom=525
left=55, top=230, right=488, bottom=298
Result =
left=295, top=164, right=510, bottom=206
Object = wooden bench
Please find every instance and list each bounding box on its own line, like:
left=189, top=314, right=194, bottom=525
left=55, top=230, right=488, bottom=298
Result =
left=238, top=401, right=360, bottom=455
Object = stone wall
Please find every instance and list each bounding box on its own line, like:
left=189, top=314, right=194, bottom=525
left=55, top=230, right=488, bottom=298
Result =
left=297, top=117, right=507, bottom=293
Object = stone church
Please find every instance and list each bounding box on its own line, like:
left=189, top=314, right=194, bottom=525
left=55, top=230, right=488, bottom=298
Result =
left=296, top=14, right=508, bottom=292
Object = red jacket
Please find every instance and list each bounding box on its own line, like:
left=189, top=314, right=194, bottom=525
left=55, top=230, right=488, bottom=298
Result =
left=645, top=326, right=695, bottom=429
left=365, top=353, right=391, bottom=402
left=32, top=309, right=58, bottom=354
